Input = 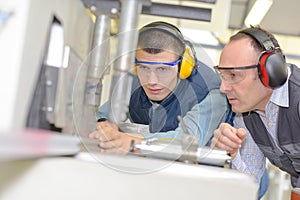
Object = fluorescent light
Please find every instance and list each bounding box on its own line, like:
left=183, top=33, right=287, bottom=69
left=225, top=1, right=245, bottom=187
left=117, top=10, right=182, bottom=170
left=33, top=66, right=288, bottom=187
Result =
left=244, top=0, right=273, bottom=27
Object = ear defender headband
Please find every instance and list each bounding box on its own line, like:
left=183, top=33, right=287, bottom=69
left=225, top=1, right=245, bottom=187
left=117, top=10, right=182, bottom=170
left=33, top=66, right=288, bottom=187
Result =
left=239, top=28, right=287, bottom=88
left=137, top=21, right=196, bottom=79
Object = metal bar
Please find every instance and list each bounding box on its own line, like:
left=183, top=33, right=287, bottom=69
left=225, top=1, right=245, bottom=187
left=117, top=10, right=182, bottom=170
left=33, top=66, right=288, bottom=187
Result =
left=142, top=2, right=211, bottom=22
left=108, top=0, right=143, bottom=123
left=185, top=0, right=217, bottom=3
left=89, top=15, right=111, bottom=79
left=85, top=15, right=111, bottom=106
left=81, top=0, right=212, bottom=22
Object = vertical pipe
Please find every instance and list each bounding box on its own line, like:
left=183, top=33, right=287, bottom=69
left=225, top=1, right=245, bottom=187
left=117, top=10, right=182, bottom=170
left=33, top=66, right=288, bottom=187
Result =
left=80, top=15, right=111, bottom=137
left=85, top=15, right=111, bottom=106
left=108, top=0, right=143, bottom=123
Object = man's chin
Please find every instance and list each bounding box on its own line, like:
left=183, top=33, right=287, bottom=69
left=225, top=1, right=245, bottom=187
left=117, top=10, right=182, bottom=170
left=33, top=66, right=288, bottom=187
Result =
left=147, top=94, right=165, bottom=102
left=149, top=96, right=163, bottom=102
left=232, top=106, right=248, bottom=114
left=145, top=90, right=170, bottom=102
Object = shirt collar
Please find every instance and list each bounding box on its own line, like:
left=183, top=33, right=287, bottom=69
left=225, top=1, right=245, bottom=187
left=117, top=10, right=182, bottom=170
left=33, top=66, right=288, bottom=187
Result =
left=270, top=66, right=291, bottom=107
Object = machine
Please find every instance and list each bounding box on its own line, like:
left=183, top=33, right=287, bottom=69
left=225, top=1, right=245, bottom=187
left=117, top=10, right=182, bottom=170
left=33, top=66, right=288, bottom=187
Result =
left=0, top=0, right=259, bottom=199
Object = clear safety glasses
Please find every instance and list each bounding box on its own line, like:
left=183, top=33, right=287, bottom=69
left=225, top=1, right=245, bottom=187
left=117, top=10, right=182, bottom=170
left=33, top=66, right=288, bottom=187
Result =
left=135, top=58, right=181, bottom=78
left=214, top=65, right=258, bottom=84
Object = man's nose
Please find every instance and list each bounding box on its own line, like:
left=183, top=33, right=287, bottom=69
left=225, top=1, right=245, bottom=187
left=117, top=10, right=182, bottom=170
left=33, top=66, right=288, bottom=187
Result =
left=147, top=70, right=159, bottom=84
left=220, top=80, right=232, bottom=93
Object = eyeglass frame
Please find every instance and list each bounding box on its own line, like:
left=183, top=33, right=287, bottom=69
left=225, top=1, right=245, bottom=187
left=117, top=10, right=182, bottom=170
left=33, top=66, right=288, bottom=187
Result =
left=134, top=58, right=181, bottom=66
left=213, top=64, right=258, bottom=84
left=134, top=58, right=181, bottom=78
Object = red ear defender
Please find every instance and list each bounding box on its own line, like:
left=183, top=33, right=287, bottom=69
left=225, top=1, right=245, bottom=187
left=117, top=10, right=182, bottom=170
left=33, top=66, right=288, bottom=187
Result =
left=258, top=52, right=273, bottom=87
left=258, top=51, right=287, bottom=88
left=238, top=27, right=288, bottom=88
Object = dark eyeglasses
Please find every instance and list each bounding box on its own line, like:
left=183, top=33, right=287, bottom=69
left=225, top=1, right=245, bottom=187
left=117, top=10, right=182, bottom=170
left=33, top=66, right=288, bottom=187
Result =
left=214, top=65, right=258, bottom=84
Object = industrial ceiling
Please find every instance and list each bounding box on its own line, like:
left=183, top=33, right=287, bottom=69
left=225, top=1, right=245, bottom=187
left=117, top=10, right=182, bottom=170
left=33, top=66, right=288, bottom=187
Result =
left=229, top=0, right=300, bottom=36
left=82, top=0, right=300, bottom=65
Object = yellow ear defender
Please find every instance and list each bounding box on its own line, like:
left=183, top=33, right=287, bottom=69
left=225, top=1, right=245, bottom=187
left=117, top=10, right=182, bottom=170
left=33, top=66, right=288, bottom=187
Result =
left=179, top=46, right=195, bottom=79
left=132, top=65, right=137, bottom=76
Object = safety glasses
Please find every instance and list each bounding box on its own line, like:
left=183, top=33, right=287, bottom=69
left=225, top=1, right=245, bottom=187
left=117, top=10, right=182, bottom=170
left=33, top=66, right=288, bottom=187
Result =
left=214, top=65, right=258, bottom=84
left=135, top=58, right=181, bottom=78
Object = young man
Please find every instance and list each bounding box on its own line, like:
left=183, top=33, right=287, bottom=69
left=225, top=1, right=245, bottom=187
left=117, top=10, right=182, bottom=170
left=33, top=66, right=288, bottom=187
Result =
left=90, top=21, right=232, bottom=154
left=211, top=26, right=300, bottom=199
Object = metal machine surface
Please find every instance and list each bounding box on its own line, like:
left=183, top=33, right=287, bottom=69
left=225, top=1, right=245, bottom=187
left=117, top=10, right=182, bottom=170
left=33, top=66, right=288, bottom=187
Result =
left=0, top=0, right=258, bottom=199
left=0, top=0, right=93, bottom=134
left=0, top=154, right=258, bottom=200
left=136, top=138, right=232, bottom=167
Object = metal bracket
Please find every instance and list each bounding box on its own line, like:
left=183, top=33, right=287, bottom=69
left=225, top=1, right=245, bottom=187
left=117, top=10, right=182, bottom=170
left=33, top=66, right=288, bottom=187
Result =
left=178, top=134, right=199, bottom=164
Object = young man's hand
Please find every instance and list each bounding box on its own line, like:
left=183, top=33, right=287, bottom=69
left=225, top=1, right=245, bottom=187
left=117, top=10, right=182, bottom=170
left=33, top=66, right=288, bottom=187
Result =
left=210, top=123, right=246, bottom=158
left=89, top=121, right=143, bottom=154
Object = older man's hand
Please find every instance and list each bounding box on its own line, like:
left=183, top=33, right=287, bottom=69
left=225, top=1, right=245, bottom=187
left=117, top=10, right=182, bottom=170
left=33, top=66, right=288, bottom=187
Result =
left=210, top=123, right=246, bottom=159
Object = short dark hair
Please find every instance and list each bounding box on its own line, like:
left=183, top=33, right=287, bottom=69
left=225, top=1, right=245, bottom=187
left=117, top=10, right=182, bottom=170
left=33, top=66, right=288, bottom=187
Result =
left=137, top=22, right=185, bottom=58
